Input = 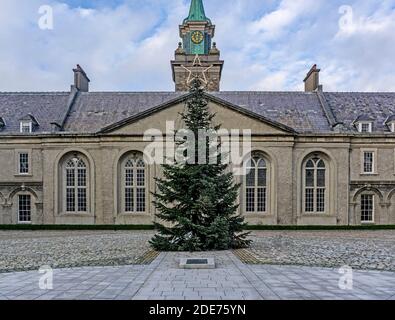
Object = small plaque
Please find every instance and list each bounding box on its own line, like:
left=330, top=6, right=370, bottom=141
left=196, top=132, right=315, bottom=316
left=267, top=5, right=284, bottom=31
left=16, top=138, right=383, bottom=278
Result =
left=186, top=259, right=208, bottom=265
left=179, top=258, right=215, bottom=269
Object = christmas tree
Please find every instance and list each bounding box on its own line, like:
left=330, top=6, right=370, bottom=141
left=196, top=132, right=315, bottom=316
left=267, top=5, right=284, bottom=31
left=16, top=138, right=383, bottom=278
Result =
left=150, top=78, right=251, bottom=251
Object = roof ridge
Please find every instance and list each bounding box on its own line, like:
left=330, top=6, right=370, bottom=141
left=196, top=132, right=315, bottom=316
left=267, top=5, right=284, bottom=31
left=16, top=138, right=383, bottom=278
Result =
left=213, top=91, right=306, bottom=94
left=78, top=91, right=184, bottom=94
left=316, top=91, right=338, bottom=127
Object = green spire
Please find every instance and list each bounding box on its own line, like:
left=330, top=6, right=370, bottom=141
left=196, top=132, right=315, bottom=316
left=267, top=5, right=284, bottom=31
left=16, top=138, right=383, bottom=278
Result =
left=184, top=0, right=210, bottom=23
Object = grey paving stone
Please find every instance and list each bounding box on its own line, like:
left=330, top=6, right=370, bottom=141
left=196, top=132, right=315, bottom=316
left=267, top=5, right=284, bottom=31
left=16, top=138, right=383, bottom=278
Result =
left=1, top=250, right=394, bottom=300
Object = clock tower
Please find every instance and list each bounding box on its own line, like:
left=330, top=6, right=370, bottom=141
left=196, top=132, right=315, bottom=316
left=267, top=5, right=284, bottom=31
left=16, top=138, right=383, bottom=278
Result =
left=171, top=0, right=224, bottom=91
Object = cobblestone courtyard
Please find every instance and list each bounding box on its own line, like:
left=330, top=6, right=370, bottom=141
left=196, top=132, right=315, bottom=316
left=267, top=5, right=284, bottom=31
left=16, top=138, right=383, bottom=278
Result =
left=0, top=230, right=394, bottom=273
left=248, top=230, right=395, bottom=271
left=0, top=230, right=394, bottom=300
left=0, top=230, right=153, bottom=273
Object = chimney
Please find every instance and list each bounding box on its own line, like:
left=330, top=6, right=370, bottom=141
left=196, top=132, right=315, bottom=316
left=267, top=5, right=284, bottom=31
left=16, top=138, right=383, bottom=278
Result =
left=73, top=64, right=90, bottom=92
left=304, top=64, right=321, bottom=92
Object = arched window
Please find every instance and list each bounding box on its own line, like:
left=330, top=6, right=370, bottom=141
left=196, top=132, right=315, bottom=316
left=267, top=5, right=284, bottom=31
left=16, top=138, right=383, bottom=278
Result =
left=304, top=157, right=326, bottom=213
left=64, top=156, right=88, bottom=213
left=245, top=156, right=267, bottom=213
left=123, top=156, right=146, bottom=213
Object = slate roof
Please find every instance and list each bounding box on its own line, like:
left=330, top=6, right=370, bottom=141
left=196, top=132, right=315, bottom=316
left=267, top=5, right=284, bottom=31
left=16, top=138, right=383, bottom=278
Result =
left=212, top=92, right=331, bottom=133
left=354, top=114, right=375, bottom=123
left=324, top=92, right=395, bottom=132
left=0, top=92, right=70, bottom=134
left=1, top=90, right=395, bottom=135
left=63, top=92, right=184, bottom=132
left=385, top=115, right=395, bottom=123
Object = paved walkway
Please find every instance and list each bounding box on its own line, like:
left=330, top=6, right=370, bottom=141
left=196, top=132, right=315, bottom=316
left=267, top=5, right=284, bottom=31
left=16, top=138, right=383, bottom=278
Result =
left=0, top=251, right=394, bottom=300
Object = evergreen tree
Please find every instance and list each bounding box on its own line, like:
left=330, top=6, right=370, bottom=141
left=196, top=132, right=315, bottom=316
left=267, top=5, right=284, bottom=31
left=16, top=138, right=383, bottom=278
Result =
left=150, top=78, right=251, bottom=251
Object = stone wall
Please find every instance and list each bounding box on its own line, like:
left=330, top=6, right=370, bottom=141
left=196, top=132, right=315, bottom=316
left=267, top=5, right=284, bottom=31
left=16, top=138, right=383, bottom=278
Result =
left=1, top=102, right=395, bottom=225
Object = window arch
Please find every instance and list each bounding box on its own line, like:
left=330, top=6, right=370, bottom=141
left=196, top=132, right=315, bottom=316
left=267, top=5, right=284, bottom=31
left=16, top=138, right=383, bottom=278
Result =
left=122, top=154, right=146, bottom=213
left=303, top=156, right=327, bottom=213
left=62, top=154, right=88, bottom=213
left=245, top=155, right=267, bottom=213
left=9, top=187, right=39, bottom=224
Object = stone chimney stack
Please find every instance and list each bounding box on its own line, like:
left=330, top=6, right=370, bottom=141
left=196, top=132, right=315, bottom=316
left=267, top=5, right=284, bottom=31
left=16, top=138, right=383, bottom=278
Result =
left=304, top=64, right=321, bottom=92
left=73, top=64, right=90, bottom=92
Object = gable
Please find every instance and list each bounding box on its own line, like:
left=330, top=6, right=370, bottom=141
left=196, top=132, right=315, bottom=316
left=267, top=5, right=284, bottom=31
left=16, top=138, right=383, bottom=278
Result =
left=101, top=97, right=295, bottom=135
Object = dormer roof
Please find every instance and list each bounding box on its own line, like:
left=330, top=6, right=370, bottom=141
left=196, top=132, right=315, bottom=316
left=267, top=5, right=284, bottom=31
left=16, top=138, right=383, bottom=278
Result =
left=19, top=113, right=40, bottom=127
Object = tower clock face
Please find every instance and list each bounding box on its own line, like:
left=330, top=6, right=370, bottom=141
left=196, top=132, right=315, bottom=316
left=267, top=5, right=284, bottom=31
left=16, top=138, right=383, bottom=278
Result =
left=191, top=31, right=204, bottom=44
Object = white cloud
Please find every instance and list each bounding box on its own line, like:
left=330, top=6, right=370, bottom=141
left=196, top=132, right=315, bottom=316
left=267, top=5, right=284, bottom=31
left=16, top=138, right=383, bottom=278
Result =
left=0, top=0, right=394, bottom=92
left=249, top=0, right=318, bottom=37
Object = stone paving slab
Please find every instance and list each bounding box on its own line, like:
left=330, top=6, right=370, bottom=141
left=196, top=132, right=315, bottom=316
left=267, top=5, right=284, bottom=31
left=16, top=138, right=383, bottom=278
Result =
left=0, top=251, right=394, bottom=300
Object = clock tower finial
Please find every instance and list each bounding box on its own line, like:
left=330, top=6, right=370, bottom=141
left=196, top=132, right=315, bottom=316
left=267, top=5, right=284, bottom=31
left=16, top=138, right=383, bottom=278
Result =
left=184, top=0, right=210, bottom=23
left=171, top=0, right=224, bottom=92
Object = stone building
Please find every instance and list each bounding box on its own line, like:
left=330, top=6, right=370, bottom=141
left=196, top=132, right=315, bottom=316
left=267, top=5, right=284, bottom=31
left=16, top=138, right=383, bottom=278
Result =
left=0, top=0, right=395, bottom=226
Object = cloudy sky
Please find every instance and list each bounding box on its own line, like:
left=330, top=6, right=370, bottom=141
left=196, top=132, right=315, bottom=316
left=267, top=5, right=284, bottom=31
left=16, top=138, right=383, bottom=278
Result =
left=0, top=0, right=394, bottom=92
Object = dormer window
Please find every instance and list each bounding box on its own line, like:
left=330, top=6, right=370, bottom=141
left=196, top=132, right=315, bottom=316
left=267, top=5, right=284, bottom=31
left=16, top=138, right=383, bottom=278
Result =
left=354, top=115, right=374, bottom=133
left=18, top=114, right=39, bottom=134
left=359, top=122, right=372, bottom=133
left=20, top=121, right=32, bottom=133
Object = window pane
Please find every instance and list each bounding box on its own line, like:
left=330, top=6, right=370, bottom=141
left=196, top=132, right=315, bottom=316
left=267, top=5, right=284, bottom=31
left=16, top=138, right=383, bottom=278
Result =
left=19, top=153, right=29, bottom=174
left=21, top=122, right=32, bottom=133
left=306, top=160, right=314, bottom=168
left=317, top=160, right=325, bottom=168
left=137, top=169, right=145, bottom=187
left=64, top=156, right=88, bottom=213
left=125, top=188, right=134, bottom=212
left=306, top=169, right=314, bottom=187
left=257, top=188, right=266, bottom=212
left=66, top=188, right=75, bottom=212
left=77, top=159, right=86, bottom=168
left=361, top=123, right=371, bottom=133
left=66, top=159, right=75, bottom=168
left=246, top=188, right=254, bottom=212
left=125, top=159, right=134, bottom=168
left=364, top=152, right=373, bottom=173
left=257, top=169, right=266, bottom=187
left=77, top=168, right=86, bottom=187
left=317, top=169, right=325, bottom=187
left=124, top=157, right=146, bottom=213
left=316, top=189, right=325, bottom=212
left=66, top=169, right=75, bottom=187
left=136, top=159, right=145, bottom=168
left=246, top=169, right=255, bottom=187
left=257, top=158, right=266, bottom=168
left=18, top=195, right=31, bottom=222
left=78, top=188, right=87, bottom=212
left=125, top=169, right=133, bottom=186
left=305, top=188, right=314, bottom=212
left=361, top=194, right=373, bottom=222
left=136, top=188, right=146, bottom=212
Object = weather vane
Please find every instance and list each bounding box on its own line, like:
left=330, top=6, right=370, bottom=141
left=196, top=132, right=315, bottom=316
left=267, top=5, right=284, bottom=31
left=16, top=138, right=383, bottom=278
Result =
left=181, top=55, right=213, bottom=88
